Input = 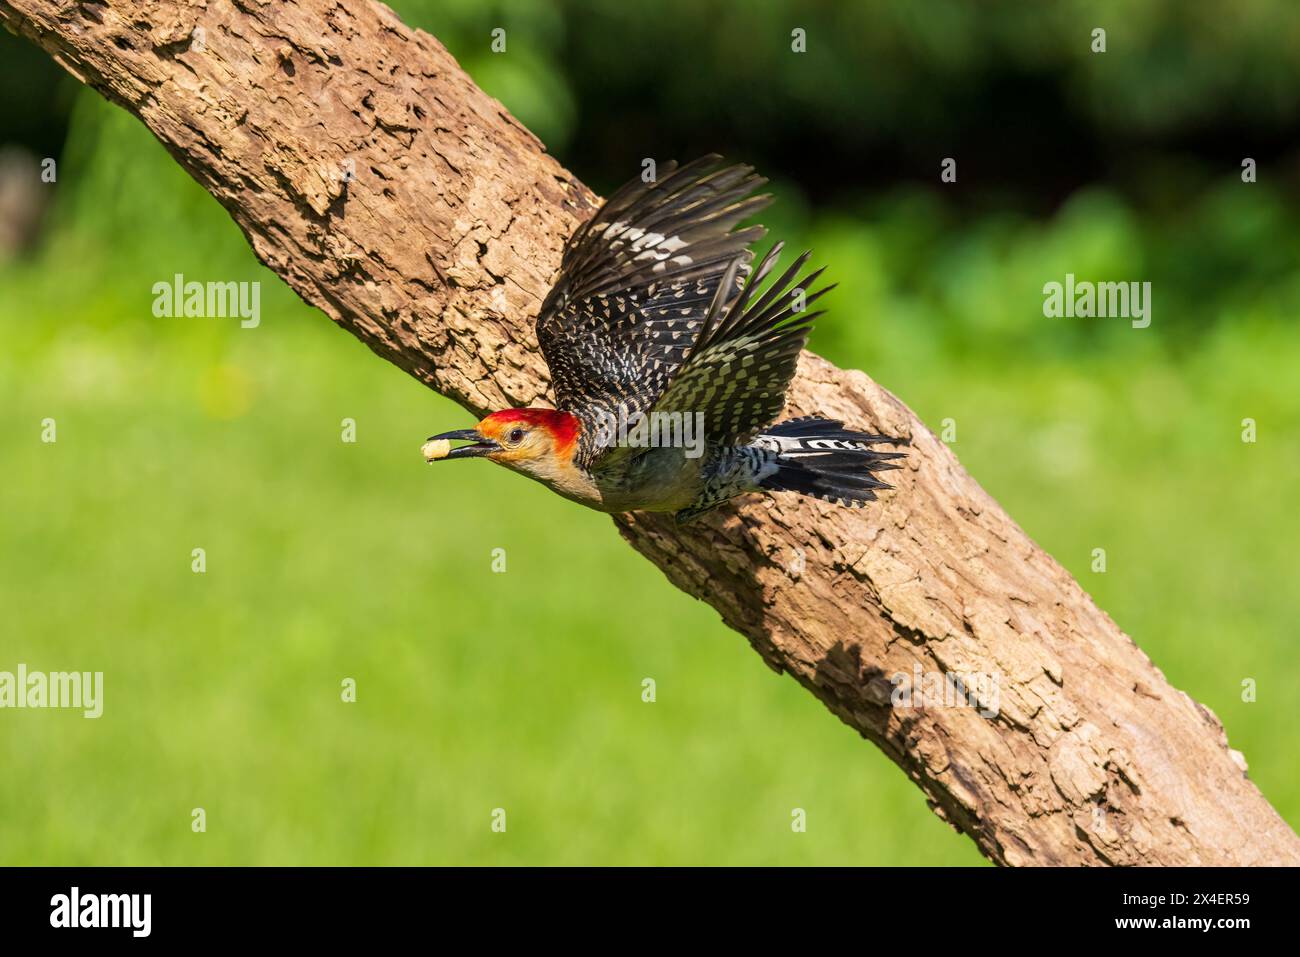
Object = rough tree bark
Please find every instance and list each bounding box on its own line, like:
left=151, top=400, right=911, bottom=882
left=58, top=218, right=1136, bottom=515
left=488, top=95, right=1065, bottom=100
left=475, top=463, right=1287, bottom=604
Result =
left=4, top=0, right=1296, bottom=866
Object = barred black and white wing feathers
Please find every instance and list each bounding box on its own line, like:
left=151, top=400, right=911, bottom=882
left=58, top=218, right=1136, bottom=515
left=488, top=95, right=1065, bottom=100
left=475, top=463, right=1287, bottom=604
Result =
left=647, top=242, right=833, bottom=445
left=755, top=416, right=908, bottom=507
left=536, top=156, right=770, bottom=465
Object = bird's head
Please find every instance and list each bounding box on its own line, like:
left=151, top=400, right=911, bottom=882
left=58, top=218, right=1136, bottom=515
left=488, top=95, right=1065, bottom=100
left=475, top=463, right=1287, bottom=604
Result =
left=423, top=408, right=581, bottom=481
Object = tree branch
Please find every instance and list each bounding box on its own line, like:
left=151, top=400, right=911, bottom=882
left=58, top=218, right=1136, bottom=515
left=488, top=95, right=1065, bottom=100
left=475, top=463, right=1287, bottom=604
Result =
left=5, top=0, right=1296, bottom=865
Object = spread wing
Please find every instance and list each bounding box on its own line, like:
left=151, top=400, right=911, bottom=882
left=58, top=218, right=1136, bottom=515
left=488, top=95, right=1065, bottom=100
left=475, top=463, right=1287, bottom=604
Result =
left=536, top=156, right=770, bottom=464
left=645, top=243, right=832, bottom=446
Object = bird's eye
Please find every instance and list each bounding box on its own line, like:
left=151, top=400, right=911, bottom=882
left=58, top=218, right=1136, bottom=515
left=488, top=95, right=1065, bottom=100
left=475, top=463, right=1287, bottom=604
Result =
left=507, top=428, right=527, bottom=445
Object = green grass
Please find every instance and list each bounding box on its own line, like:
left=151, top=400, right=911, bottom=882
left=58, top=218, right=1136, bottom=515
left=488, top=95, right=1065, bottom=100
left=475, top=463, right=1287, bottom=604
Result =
left=0, top=277, right=995, bottom=865
left=4, top=257, right=1296, bottom=864
left=1, top=92, right=1296, bottom=866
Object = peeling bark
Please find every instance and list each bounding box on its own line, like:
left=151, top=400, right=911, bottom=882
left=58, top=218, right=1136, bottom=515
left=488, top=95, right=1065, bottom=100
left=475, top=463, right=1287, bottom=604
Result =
left=4, top=0, right=1297, bottom=865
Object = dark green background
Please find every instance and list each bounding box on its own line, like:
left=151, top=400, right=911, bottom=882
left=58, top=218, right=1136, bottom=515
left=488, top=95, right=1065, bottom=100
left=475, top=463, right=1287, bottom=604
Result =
left=1, top=1, right=1296, bottom=864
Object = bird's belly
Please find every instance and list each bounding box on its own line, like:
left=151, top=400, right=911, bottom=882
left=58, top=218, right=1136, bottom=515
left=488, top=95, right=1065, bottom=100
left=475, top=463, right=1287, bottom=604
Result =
left=592, top=447, right=703, bottom=513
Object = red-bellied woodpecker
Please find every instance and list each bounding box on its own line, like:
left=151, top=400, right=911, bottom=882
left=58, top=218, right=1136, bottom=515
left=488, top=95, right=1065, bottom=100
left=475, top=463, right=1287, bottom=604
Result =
left=424, top=156, right=906, bottom=523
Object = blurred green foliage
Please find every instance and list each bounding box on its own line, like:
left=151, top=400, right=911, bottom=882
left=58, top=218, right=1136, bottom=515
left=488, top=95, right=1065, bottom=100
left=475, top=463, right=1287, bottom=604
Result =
left=1, top=1, right=1297, bottom=864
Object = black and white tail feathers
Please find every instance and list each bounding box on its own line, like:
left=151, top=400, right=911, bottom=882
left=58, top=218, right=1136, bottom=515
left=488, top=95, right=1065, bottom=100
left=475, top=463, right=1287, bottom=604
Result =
left=756, top=416, right=907, bottom=507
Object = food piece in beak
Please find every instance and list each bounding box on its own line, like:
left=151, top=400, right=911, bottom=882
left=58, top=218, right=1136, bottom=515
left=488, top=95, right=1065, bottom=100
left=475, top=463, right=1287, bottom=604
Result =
left=422, top=428, right=499, bottom=462
left=421, top=438, right=452, bottom=461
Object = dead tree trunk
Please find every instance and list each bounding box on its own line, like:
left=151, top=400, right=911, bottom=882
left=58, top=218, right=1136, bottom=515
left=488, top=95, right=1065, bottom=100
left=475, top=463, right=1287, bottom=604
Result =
left=4, top=0, right=1296, bottom=866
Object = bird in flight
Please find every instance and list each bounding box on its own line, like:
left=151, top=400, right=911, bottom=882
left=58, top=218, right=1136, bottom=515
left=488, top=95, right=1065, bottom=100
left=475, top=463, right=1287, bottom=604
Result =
left=424, top=156, right=906, bottom=523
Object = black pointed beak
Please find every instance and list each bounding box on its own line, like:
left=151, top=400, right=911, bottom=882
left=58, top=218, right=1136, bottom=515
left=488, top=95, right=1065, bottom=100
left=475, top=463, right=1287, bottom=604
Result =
left=422, top=429, right=500, bottom=461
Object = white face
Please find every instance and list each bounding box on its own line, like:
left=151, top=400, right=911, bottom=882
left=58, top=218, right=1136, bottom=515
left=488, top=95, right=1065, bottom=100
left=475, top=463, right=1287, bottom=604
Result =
left=480, top=419, right=602, bottom=506
left=425, top=412, right=602, bottom=507
left=478, top=421, right=550, bottom=468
